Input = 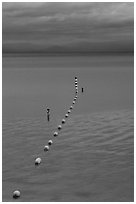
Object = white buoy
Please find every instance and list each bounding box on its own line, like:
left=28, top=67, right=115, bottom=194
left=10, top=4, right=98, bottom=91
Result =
left=72, top=101, right=75, bottom=104
left=62, top=119, right=66, bottom=124
left=68, top=110, right=71, bottom=114
left=65, top=113, right=69, bottom=118
left=48, top=140, right=53, bottom=146
left=13, top=190, right=20, bottom=199
left=58, top=125, right=62, bottom=130
left=44, top=145, right=49, bottom=151
left=54, top=131, right=58, bottom=137
left=35, top=157, right=41, bottom=165
left=70, top=106, right=73, bottom=109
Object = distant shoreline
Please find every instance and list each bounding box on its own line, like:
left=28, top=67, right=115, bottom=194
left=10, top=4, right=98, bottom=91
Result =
left=2, top=52, right=134, bottom=58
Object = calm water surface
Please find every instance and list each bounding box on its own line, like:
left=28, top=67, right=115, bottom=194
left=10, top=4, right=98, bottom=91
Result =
left=2, top=55, right=134, bottom=201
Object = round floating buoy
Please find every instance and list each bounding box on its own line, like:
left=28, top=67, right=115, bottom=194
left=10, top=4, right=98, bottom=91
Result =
left=58, top=125, right=62, bottom=130
left=54, top=131, right=58, bottom=137
left=70, top=106, right=73, bottom=109
left=44, top=145, right=49, bottom=151
left=65, top=113, right=69, bottom=118
left=13, top=190, right=20, bottom=199
left=48, top=140, right=53, bottom=146
left=68, top=110, right=71, bottom=114
left=72, top=101, right=75, bottom=104
left=35, top=157, right=41, bottom=166
left=62, top=119, right=66, bottom=124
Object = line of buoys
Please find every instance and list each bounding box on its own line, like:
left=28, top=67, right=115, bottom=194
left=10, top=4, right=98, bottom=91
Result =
left=34, top=77, right=79, bottom=168
left=13, top=77, right=79, bottom=199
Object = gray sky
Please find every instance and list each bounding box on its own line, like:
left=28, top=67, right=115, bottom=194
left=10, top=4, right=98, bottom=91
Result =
left=2, top=2, right=134, bottom=53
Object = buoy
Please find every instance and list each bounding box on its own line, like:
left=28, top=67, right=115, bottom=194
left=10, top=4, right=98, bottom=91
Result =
left=70, top=106, right=73, bottom=109
left=65, top=113, right=69, bottom=118
left=68, top=110, right=71, bottom=114
left=58, top=125, right=62, bottom=130
left=54, top=131, right=58, bottom=137
left=44, top=145, right=49, bottom=151
left=72, top=101, right=75, bottom=104
left=13, top=190, right=20, bottom=199
left=62, top=119, right=66, bottom=124
left=48, top=140, right=53, bottom=145
left=35, top=157, right=41, bottom=166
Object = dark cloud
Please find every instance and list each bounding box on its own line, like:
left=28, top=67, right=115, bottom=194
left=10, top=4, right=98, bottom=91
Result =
left=2, top=2, right=134, bottom=54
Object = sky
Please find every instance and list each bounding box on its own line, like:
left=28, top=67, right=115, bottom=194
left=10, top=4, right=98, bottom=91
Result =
left=2, top=2, right=134, bottom=54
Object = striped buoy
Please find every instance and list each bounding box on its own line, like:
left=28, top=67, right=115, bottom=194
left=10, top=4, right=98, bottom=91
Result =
left=44, top=145, right=49, bottom=152
left=35, top=157, right=41, bottom=165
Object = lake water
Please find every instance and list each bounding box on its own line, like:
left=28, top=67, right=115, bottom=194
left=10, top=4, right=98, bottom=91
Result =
left=2, top=54, right=134, bottom=201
